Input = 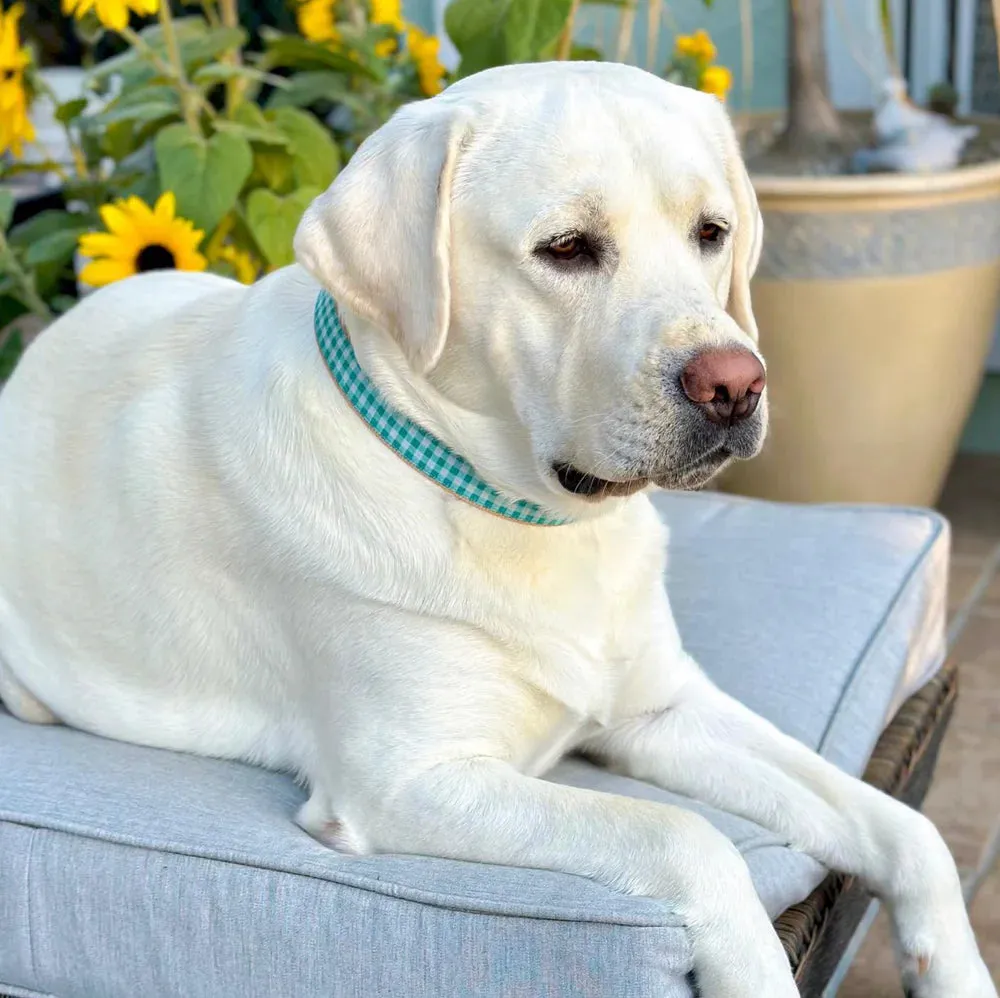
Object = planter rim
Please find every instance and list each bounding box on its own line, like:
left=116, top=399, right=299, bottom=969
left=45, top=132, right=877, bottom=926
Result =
left=746, top=111, right=1000, bottom=200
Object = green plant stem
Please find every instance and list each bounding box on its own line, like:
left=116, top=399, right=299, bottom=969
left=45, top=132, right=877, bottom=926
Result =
left=157, top=2, right=201, bottom=132
left=34, top=77, right=90, bottom=182
left=556, top=0, right=581, bottom=60
left=0, top=232, right=53, bottom=321
left=344, top=0, right=364, bottom=31
left=614, top=1, right=637, bottom=62
left=879, top=0, right=898, bottom=76
left=200, top=0, right=220, bottom=28
left=217, top=0, right=245, bottom=116
left=119, top=24, right=216, bottom=124
left=645, top=0, right=663, bottom=71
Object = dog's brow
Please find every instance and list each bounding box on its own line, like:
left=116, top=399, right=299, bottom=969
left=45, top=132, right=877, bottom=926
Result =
left=527, top=193, right=609, bottom=241
left=658, top=172, right=730, bottom=228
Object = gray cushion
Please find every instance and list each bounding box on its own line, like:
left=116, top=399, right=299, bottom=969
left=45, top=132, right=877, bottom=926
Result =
left=0, top=492, right=948, bottom=998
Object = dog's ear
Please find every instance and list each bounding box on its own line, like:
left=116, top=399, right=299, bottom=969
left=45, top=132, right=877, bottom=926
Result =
left=715, top=112, right=763, bottom=341
left=294, top=99, right=472, bottom=373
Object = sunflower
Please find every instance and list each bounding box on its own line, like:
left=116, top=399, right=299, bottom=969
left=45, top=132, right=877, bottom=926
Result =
left=0, top=93, right=33, bottom=158
left=406, top=25, right=445, bottom=97
left=210, top=243, right=258, bottom=285
left=0, top=4, right=34, bottom=159
left=675, top=29, right=716, bottom=65
left=371, top=0, right=403, bottom=56
left=78, top=192, right=207, bottom=288
left=0, top=4, right=29, bottom=76
left=699, top=64, right=732, bottom=101
left=297, top=0, right=339, bottom=45
left=61, top=0, right=160, bottom=33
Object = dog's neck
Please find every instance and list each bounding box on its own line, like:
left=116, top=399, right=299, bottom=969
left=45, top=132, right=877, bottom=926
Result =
left=317, top=293, right=583, bottom=524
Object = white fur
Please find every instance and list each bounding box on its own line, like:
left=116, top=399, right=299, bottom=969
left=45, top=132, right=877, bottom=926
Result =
left=0, top=63, right=991, bottom=996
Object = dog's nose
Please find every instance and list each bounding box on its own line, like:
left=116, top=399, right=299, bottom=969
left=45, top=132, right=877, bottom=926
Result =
left=680, top=348, right=766, bottom=425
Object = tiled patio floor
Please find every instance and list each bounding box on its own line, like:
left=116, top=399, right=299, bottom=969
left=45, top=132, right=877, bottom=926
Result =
left=840, top=453, right=1000, bottom=995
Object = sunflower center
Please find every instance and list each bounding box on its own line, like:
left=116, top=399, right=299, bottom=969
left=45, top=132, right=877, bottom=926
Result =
left=136, top=244, right=177, bottom=272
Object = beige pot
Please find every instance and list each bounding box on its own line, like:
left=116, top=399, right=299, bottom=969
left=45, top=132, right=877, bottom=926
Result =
left=720, top=133, right=1000, bottom=507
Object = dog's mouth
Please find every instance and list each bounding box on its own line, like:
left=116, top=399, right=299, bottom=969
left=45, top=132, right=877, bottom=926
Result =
left=654, top=447, right=732, bottom=491
left=553, top=446, right=735, bottom=500
left=552, top=463, right=650, bottom=500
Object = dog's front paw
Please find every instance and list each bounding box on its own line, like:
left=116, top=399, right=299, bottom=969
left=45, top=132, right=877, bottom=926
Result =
left=894, top=916, right=997, bottom=998
left=899, top=948, right=996, bottom=998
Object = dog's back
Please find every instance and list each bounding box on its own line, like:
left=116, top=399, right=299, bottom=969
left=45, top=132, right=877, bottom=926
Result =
left=0, top=270, right=263, bottom=742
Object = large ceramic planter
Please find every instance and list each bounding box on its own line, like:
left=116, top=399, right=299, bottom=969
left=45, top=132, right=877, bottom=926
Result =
left=721, top=129, right=1000, bottom=507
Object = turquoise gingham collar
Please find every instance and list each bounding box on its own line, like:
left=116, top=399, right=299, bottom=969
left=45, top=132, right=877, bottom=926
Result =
left=314, top=291, right=571, bottom=526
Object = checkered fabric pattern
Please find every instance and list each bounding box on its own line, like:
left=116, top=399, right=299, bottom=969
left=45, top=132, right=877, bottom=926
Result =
left=314, top=292, right=571, bottom=526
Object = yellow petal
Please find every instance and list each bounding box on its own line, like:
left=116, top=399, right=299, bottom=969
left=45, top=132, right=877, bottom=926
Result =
left=124, top=195, right=156, bottom=224
left=94, top=0, right=129, bottom=32
left=98, top=202, right=137, bottom=237
left=173, top=248, right=207, bottom=272
left=80, top=258, right=135, bottom=287
left=153, top=190, right=177, bottom=222
left=79, top=231, right=136, bottom=259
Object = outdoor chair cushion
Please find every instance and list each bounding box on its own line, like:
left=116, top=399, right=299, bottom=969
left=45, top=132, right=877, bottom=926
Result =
left=0, top=491, right=949, bottom=998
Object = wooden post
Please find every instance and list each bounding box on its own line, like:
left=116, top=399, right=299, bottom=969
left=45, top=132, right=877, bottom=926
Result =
left=782, top=0, right=842, bottom=145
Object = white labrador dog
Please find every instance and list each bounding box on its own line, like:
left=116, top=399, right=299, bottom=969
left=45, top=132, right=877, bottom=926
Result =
left=0, top=63, right=992, bottom=996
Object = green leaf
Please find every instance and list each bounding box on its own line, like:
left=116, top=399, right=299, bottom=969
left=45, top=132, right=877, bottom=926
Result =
left=213, top=101, right=291, bottom=146
left=0, top=159, right=65, bottom=178
left=214, top=119, right=291, bottom=146
left=0, top=291, right=28, bottom=330
left=137, top=15, right=208, bottom=47
left=0, top=323, right=24, bottom=382
left=155, top=124, right=253, bottom=233
left=252, top=147, right=295, bottom=194
left=101, top=119, right=137, bottom=162
left=445, top=0, right=509, bottom=77
left=0, top=188, right=14, bottom=231
left=265, top=70, right=350, bottom=109
left=105, top=84, right=180, bottom=111
left=179, top=26, right=248, bottom=70
left=90, top=101, right=181, bottom=129
left=269, top=107, right=340, bottom=190
left=50, top=294, right=79, bottom=314
left=8, top=210, right=94, bottom=249
left=192, top=63, right=290, bottom=90
left=25, top=229, right=84, bottom=268
left=503, top=0, right=573, bottom=63
left=56, top=98, right=89, bottom=125
left=87, top=18, right=208, bottom=89
left=260, top=33, right=380, bottom=81
left=445, top=0, right=572, bottom=76
left=245, top=186, right=319, bottom=268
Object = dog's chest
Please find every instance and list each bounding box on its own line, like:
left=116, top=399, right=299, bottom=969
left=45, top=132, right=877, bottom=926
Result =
left=449, top=500, right=665, bottom=725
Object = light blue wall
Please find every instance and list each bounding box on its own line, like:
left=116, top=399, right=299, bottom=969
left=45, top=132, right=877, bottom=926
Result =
left=403, top=0, right=435, bottom=32
left=574, top=0, right=787, bottom=112
left=575, top=1, right=788, bottom=113
left=421, top=0, right=788, bottom=112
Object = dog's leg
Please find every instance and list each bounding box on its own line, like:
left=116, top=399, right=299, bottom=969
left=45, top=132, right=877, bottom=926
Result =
left=0, top=657, right=58, bottom=724
left=583, top=665, right=995, bottom=998
left=363, top=758, right=799, bottom=997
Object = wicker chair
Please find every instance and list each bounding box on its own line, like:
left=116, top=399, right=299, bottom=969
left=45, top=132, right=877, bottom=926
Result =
left=778, top=660, right=958, bottom=995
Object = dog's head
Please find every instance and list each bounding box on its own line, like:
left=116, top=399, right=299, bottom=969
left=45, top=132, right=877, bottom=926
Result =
left=295, top=62, right=766, bottom=505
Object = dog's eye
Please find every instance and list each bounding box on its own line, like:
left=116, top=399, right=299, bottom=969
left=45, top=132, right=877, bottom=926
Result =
left=698, top=222, right=725, bottom=245
left=545, top=233, right=592, bottom=262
